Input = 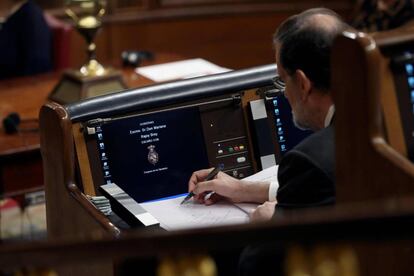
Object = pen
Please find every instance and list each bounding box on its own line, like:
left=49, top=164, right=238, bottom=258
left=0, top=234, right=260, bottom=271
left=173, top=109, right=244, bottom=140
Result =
left=180, top=166, right=221, bottom=205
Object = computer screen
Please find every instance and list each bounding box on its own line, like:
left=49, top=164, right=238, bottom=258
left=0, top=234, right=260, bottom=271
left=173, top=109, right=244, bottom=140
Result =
left=266, top=95, right=313, bottom=156
left=94, top=107, right=209, bottom=203
left=85, top=94, right=254, bottom=203
left=391, top=51, right=414, bottom=161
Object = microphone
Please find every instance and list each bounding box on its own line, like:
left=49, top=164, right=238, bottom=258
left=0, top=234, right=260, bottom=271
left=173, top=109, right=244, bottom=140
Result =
left=121, top=50, right=154, bottom=67
left=2, top=112, right=38, bottom=134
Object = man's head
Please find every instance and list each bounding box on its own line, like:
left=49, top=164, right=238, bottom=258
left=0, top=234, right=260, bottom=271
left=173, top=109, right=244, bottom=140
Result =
left=273, top=8, right=349, bottom=130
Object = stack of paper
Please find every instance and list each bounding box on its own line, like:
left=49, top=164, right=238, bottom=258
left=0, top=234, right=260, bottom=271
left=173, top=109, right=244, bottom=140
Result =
left=135, top=58, right=231, bottom=82
left=88, top=195, right=112, bottom=216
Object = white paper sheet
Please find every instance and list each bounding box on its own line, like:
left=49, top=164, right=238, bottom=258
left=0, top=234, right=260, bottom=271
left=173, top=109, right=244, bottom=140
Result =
left=140, top=166, right=279, bottom=231
left=141, top=196, right=248, bottom=231
left=135, top=58, right=231, bottom=82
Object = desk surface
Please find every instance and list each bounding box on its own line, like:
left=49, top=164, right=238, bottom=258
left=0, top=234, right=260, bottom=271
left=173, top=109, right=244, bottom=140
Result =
left=0, top=53, right=183, bottom=157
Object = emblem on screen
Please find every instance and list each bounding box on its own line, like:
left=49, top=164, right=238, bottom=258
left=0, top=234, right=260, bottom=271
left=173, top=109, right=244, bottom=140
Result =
left=147, top=145, right=159, bottom=165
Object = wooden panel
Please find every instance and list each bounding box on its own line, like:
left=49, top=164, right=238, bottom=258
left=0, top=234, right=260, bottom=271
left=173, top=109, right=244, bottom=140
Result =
left=72, top=123, right=96, bottom=196
left=159, top=0, right=347, bottom=7
left=0, top=151, right=43, bottom=196
left=68, top=14, right=285, bottom=69
left=161, top=0, right=264, bottom=6
left=380, top=55, right=407, bottom=156
left=39, top=0, right=354, bottom=11
left=111, top=0, right=150, bottom=13
left=115, top=0, right=145, bottom=8
left=333, top=30, right=414, bottom=203
left=0, top=74, right=58, bottom=195
left=3, top=198, right=414, bottom=274
left=102, top=14, right=282, bottom=70
left=57, top=1, right=354, bottom=70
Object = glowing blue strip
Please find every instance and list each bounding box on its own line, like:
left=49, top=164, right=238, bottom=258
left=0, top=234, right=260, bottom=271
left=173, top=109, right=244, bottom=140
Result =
left=143, top=193, right=188, bottom=203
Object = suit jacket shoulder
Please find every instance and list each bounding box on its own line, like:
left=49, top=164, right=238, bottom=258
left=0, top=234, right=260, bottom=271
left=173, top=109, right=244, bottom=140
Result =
left=276, top=126, right=335, bottom=209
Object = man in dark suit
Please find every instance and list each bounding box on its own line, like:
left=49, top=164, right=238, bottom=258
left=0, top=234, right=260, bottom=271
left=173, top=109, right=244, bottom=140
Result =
left=188, top=8, right=350, bottom=275
left=188, top=7, right=350, bottom=220
left=186, top=8, right=351, bottom=275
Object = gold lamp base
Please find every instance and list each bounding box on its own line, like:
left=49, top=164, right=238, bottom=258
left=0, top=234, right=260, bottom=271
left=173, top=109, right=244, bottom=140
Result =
left=49, top=68, right=127, bottom=104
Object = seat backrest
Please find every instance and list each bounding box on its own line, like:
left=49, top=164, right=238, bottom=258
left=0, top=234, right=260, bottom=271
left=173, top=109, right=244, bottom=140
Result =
left=39, top=65, right=276, bottom=240
left=332, top=27, right=414, bottom=203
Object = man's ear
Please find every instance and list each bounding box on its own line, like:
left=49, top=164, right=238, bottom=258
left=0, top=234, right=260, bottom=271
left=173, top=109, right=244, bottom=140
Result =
left=295, top=69, right=312, bottom=101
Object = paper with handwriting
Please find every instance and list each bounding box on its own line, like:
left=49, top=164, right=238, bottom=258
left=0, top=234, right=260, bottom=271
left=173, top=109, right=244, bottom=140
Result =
left=140, top=165, right=279, bottom=231
left=140, top=196, right=248, bottom=231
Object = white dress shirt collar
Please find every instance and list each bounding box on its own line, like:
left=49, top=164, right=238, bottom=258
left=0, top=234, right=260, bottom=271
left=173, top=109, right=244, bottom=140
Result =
left=324, top=104, right=335, bottom=128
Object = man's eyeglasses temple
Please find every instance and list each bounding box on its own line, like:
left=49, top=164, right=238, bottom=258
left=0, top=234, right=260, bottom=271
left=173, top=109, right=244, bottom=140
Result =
left=265, top=76, right=285, bottom=98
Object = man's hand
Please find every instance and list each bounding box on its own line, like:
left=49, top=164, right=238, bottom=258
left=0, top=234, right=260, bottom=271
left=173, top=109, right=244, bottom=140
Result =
left=188, top=168, right=246, bottom=205
left=188, top=168, right=272, bottom=205
left=249, top=201, right=277, bottom=223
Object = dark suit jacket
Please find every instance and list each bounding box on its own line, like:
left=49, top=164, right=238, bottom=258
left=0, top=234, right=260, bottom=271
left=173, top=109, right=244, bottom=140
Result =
left=276, top=124, right=335, bottom=210
left=239, top=125, right=335, bottom=276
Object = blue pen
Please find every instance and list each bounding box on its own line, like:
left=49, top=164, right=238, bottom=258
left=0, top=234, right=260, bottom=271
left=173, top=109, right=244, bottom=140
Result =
left=180, top=166, right=221, bottom=205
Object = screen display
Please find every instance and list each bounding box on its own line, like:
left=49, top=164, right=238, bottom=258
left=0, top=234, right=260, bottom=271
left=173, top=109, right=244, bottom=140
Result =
left=267, top=95, right=312, bottom=155
left=95, top=107, right=209, bottom=203
left=391, top=52, right=414, bottom=161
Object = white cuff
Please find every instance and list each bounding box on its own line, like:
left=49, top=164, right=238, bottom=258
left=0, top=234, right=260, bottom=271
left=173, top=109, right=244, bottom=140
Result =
left=268, top=180, right=279, bottom=201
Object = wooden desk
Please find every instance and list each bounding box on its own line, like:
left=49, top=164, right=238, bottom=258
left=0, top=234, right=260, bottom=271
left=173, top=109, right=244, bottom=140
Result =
left=0, top=53, right=183, bottom=196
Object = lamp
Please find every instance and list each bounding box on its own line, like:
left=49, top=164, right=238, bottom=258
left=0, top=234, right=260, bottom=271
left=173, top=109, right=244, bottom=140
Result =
left=49, top=0, right=126, bottom=104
